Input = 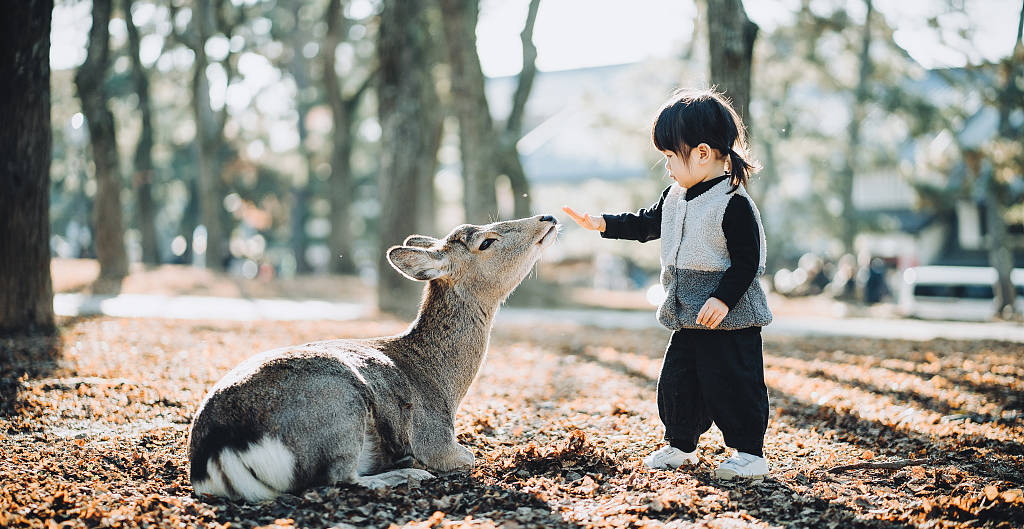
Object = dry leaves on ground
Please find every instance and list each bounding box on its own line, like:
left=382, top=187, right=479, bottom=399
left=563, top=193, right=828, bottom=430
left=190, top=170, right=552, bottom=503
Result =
left=1, top=313, right=1022, bottom=528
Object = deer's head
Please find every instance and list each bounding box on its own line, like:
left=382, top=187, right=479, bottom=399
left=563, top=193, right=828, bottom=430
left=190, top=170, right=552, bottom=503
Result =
left=387, top=215, right=559, bottom=303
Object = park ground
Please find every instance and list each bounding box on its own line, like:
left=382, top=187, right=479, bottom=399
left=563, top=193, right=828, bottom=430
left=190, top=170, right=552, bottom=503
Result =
left=1, top=260, right=1023, bottom=528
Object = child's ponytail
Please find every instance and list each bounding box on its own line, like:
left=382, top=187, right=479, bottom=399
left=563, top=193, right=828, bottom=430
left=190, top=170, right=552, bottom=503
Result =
left=725, top=143, right=759, bottom=193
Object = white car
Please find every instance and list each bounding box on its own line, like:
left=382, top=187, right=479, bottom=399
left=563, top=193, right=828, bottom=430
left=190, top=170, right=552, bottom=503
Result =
left=898, top=265, right=1024, bottom=321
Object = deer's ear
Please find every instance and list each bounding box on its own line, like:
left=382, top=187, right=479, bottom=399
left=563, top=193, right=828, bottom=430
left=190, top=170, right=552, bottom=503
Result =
left=403, top=235, right=439, bottom=248
left=387, top=246, right=448, bottom=281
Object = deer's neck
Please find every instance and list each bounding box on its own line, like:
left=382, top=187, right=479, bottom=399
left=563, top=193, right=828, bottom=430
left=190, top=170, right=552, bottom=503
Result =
left=398, top=280, right=498, bottom=404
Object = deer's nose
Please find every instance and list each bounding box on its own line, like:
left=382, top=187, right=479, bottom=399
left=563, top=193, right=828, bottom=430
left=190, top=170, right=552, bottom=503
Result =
left=539, top=215, right=556, bottom=223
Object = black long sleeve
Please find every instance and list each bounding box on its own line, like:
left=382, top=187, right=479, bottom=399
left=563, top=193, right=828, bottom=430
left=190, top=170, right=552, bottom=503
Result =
left=599, top=185, right=672, bottom=242
left=711, top=195, right=760, bottom=309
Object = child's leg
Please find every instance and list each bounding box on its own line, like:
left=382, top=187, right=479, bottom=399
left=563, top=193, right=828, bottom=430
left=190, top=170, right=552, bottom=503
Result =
left=658, top=330, right=714, bottom=451
left=693, top=329, right=769, bottom=456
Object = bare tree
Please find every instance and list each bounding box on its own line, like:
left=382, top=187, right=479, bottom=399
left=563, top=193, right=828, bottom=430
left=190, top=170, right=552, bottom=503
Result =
left=285, top=0, right=316, bottom=274
left=172, top=0, right=241, bottom=270
left=376, top=0, right=443, bottom=316
left=496, top=0, right=542, bottom=219
left=124, top=0, right=161, bottom=265
left=76, top=0, right=129, bottom=285
left=835, top=0, right=874, bottom=254
left=323, top=0, right=373, bottom=275
left=0, top=0, right=55, bottom=335
left=439, top=0, right=499, bottom=224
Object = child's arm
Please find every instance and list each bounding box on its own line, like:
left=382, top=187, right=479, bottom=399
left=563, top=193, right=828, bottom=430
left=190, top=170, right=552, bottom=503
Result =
left=699, top=196, right=761, bottom=329
left=561, top=186, right=672, bottom=242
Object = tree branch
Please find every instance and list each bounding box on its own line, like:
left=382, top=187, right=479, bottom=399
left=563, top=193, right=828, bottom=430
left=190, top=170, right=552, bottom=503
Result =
left=504, top=0, right=541, bottom=139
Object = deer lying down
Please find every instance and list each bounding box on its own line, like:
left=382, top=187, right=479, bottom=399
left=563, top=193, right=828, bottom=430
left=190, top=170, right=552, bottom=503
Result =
left=188, top=215, right=559, bottom=502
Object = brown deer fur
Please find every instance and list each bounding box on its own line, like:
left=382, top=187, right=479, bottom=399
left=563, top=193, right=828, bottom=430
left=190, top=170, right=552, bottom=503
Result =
left=188, top=215, right=559, bottom=501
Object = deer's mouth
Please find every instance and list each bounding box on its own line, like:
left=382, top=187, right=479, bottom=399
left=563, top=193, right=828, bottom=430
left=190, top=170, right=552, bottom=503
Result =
left=537, top=224, right=559, bottom=249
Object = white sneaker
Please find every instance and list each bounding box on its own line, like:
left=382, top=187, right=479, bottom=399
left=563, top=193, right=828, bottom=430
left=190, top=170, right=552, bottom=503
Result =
left=714, top=452, right=768, bottom=480
left=643, top=446, right=699, bottom=470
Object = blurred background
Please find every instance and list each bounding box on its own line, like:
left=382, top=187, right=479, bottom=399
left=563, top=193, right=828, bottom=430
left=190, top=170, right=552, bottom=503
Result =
left=42, top=0, right=1024, bottom=321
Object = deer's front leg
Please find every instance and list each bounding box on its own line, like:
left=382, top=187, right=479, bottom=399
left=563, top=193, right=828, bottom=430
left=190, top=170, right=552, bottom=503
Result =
left=411, top=413, right=474, bottom=472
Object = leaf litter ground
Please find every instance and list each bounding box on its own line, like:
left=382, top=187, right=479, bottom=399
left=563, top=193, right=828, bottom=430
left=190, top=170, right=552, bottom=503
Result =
left=2, top=299, right=1023, bottom=527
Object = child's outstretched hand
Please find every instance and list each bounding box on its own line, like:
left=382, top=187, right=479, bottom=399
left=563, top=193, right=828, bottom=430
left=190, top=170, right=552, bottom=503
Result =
left=561, top=205, right=606, bottom=232
left=697, top=297, right=729, bottom=329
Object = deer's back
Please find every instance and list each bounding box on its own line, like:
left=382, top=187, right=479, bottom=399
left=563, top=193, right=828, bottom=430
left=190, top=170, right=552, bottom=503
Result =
left=188, top=339, right=413, bottom=487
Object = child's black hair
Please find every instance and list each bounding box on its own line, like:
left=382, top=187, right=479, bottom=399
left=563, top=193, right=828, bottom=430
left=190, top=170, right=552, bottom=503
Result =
left=651, top=87, right=760, bottom=192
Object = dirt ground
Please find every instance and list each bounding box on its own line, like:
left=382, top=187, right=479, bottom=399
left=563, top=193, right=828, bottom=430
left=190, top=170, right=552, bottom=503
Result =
left=1, top=262, right=1022, bottom=528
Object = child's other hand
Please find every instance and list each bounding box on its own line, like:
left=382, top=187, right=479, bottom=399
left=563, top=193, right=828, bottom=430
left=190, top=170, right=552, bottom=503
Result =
left=696, top=297, right=729, bottom=329
left=561, top=205, right=606, bottom=232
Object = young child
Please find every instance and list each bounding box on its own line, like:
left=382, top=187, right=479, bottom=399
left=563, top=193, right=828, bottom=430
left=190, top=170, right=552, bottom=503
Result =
left=562, top=88, right=773, bottom=480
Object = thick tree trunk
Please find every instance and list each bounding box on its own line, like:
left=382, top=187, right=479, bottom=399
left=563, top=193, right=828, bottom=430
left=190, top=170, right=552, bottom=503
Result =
left=323, top=0, right=357, bottom=275
left=497, top=0, right=542, bottom=219
left=439, top=0, right=499, bottom=223
left=0, top=0, right=56, bottom=335
left=124, top=0, right=160, bottom=265
left=705, top=0, right=758, bottom=121
left=377, top=0, right=441, bottom=317
left=76, top=0, right=129, bottom=284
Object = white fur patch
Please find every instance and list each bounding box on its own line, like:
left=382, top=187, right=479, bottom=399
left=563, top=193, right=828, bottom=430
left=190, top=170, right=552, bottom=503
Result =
left=194, top=437, right=296, bottom=502
left=356, top=428, right=381, bottom=476
left=237, top=436, right=296, bottom=491
left=193, top=460, right=230, bottom=498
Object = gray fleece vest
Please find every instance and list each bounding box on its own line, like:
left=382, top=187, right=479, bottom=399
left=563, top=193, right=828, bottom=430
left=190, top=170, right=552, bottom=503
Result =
left=657, top=179, right=773, bottom=331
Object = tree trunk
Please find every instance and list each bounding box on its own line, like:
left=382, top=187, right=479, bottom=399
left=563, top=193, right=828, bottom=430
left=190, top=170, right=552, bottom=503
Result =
left=124, top=0, right=160, bottom=265
left=836, top=0, right=873, bottom=254
left=0, top=0, right=55, bottom=336
left=377, top=0, right=441, bottom=317
left=497, top=0, right=542, bottom=219
left=290, top=188, right=310, bottom=273
left=323, top=0, right=358, bottom=275
left=288, top=0, right=314, bottom=274
left=76, top=0, right=129, bottom=285
left=439, top=0, right=499, bottom=224
left=417, top=117, right=445, bottom=238
left=705, top=0, right=758, bottom=122
left=190, top=0, right=227, bottom=270
left=985, top=167, right=1016, bottom=317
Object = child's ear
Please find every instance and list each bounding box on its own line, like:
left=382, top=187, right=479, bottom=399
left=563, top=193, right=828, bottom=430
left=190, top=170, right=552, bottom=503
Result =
left=696, top=143, right=712, bottom=163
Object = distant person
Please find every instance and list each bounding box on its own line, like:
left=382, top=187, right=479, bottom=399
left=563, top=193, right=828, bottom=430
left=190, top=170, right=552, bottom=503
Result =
left=865, top=257, right=889, bottom=304
left=561, top=88, right=773, bottom=481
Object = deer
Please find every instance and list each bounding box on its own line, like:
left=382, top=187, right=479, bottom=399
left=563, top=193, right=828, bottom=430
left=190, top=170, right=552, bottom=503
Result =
left=187, top=215, right=559, bottom=502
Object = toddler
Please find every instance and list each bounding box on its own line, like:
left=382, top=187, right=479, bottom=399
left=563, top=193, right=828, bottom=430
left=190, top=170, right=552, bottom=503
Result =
left=562, top=88, right=773, bottom=480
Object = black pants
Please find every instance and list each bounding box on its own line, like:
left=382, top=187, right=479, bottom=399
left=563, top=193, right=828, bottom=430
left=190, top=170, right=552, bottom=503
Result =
left=657, top=326, right=769, bottom=456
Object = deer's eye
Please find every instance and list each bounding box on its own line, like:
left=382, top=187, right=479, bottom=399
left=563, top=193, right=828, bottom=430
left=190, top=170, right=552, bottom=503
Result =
left=478, top=238, right=497, bottom=251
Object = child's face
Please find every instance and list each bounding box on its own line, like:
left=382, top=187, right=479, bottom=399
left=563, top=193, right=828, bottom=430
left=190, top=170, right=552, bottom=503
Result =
left=662, top=148, right=702, bottom=188
left=662, top=144, right=725, bottom=188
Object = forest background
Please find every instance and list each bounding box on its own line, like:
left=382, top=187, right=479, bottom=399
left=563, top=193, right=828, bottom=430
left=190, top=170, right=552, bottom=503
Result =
left=4, top=0, right=1024, bottom=329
